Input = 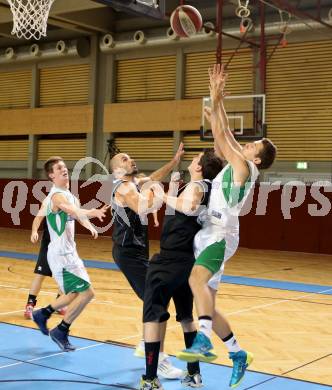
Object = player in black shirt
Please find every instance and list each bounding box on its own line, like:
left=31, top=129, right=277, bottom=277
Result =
left=110, top=144, right=185, bottom=380
left=140, top=150, right=224, bottom=390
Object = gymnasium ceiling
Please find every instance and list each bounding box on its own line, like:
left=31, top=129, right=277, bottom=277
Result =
left=0, top=0, right=331, bottom=47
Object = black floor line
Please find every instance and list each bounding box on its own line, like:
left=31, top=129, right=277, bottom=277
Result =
left=0, top=353, right=99, bottom=380
left=243, top=376, right=278, bottom=389
left=1, top=321, right=331, bottom=388
left=242, top=353, right=332, bottom=389
left=0, top=379, right=137, bottom=390
left=282, top=353, right=332, bottom=376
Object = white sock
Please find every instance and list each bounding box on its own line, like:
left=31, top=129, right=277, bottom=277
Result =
left=199, top=319, right=213, bottom=338
left=223, top=334, right=241, bottom=353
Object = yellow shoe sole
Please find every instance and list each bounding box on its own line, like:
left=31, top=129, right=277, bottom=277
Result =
left=230, top=352, right=254, bottom=388
left=177, top=349, right=218, bottom=363
left=134, top=349, right=145, bottom=358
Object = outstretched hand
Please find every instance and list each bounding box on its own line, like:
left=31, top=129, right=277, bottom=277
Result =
left=92, top=204, right=110, bottom=222
left=208, top=64, right=228, bottom=105
left=172, top=142, right=185, bottom=165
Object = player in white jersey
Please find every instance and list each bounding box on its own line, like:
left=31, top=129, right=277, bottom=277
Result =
left=177, top=65, right=276, bottom=388
left=32, top=156, right=108, bottom=352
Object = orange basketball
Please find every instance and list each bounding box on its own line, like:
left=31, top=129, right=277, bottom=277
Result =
left=170, top=5, right=203, bottom=38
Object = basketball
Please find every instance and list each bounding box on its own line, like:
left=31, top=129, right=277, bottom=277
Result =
left=170, top=5, right=203, bottom=38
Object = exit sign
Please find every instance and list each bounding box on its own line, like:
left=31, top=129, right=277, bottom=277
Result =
left=296, top=162, right=308, bottom=170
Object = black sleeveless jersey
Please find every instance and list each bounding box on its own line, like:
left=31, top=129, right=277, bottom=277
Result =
left=160, top=180, right=212, bottom=254
left=111, top=179, right=148, bottom=254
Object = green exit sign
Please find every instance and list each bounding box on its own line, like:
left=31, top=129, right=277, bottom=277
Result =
left=296, top=162, right=308, bottom=170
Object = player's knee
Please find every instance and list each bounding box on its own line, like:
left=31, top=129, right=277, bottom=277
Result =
left=189, top=266, right=200, bottom=287
left=189, top=276, right=199, bottom=294
left=83, top=287, right=95, bottom=302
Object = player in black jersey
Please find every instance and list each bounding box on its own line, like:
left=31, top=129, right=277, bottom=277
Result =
left=110, top=144, right=185, bottom=380
left=140, top=150, right=224, bottom=390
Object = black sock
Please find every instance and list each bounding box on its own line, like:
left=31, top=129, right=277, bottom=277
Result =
left=222, top=332, right=234, bottom=342
left=184, top=331, right=200, bottom=375
left=145, top=341, right=160, bottom=380
left=198, top=315, right=212, bottom=321
left=41, top=305, right=55, bottom=319
left=27, top=294, right=37, bottom=305
left=58, top=320, right=71, bottom=333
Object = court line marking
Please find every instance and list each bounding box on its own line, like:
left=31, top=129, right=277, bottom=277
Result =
left=0, top=284, right=140, bottom=312
left=0, top=285, right=331, bottom=382
left=0, top=322, right=330, bottom=389
left=2, top=250, right=332, bottom=295
left=0, top=310, right=24, bottom=315
left=227, top=288, right=332, bottom=316
left=0, top=353, right=99, bottom=380
left=1, top=285, right=330, bottom=371
left=0, top=342, right=104, bottom=370
left=1, top=284, right=332, bottom=317
left=242, top=352, right=332, bottom=390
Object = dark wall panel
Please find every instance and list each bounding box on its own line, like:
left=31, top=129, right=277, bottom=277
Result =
left=1, top=179, right=332, bottom=254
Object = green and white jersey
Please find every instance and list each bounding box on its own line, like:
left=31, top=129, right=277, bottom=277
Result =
left=198, top=160, right=259, bottom=234
left=46, top=186, right=77, bottom=256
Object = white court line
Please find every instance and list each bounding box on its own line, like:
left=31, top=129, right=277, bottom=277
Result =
left=0, top=284, right=141, bottom=312
left=112, top=287, right=332, bottom=341
left=1, top=284, right=332, bottom=316
left=0, top=329, right=149, bottom=371
left=226, top=287, right=332, bottom=316
left=93, top=300, right=141, bottom=311
left=0, top=342, right=103, bottom=369
left=0, top=283, right=56, bottom=296
left=0, top=287, right=331, bottom=372
left=0, top=310, right=24, bottom=315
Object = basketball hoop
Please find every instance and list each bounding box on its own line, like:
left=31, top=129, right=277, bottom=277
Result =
left=6, top=0, right=56, bottom=40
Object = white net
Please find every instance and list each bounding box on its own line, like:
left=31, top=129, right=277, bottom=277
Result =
left=7, top=0, right=56, bottom=40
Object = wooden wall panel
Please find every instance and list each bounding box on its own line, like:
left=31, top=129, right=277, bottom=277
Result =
left=0, top=109, right=32, bottom=135
left=0, top=139, right=28, bottom=160
left=104, top=99, right=201, bottom=132
left=266, top=40, right=332, bottom=161
left=40, top=64, right=90, bottom=107
left=185, top=48, right=253, bottom=98
left=183, top=133, right=213, bottom=161
left=0, top=106, right=93, bottom=135
left=31, top=105, right=93, bottom=134
left=37, top=138, right=86, bottom=161
left=116, top=56, right=176, bottom=102
left=114, top=135, right=173, bottom=161
left=0, top=70, right=31, bottom=109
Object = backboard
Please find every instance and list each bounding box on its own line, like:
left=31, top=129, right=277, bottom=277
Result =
left=200, top=94, right=266, bottom=141
left=94, top=0, right=166, bottom=19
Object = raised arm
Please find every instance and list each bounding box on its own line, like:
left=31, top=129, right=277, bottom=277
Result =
left=51, top=193, right=108, bottom=222
left=115, top=181, right=162, bottom=215
left=208, top=65, right=243, bottom=154
left=218, top=99, right=243, bottom=153
left=209, top=64, right=249, bottom=185
left=163, top=182, right=204, bottom=215
left=204, top=105, right=224, bottom=160
left=148, top=143, right=184, bottom=182
left=74, top=199, right=99, bottom=239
